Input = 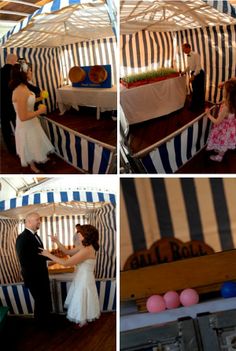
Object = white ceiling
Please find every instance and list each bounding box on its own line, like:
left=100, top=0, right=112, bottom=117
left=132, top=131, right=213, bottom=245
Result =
left=120, top=0, right=236, bottom=34
left=1, top=0, right=115, bottom=47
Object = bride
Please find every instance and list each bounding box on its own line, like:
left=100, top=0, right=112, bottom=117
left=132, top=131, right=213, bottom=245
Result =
left=10, top=62, right=54, bottom=173
left=40, top=224, right=101, bottom=328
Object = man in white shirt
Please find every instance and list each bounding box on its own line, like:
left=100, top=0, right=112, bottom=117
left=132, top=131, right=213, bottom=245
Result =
left=182, top=43, right=205, bottom=112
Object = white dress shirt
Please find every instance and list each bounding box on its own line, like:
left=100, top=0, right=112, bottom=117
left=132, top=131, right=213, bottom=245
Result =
left=186, top=51, right=202, bottom=76
left=26, top=227, right=43, bottom=246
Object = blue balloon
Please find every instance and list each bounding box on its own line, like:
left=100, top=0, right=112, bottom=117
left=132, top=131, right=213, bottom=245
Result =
left=220, top=281, right=236, bottom=298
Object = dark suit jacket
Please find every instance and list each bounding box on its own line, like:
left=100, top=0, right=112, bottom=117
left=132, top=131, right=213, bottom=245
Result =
left=0, top=64, right=16, bottom=119
left=15, top=229, right=49, bottom=287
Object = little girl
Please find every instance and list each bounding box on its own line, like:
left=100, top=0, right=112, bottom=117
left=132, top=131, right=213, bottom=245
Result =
left=205, top=78, right=236, bottom=162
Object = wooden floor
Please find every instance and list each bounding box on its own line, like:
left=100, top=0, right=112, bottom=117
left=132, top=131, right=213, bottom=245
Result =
left=123, top=96, right=236, bottom=174
left=127, top=96, right=209, bottom=154
left=1, top=312, right=116, bottom=351
left=0, top=137, right=80, bottom=174
left=177, top=146, right=236, bottom=173
left=0, top=107, right=117, bottom=174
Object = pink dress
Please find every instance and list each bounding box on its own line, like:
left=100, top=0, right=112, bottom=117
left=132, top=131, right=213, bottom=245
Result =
left=207, top=105, right=236, bottom=153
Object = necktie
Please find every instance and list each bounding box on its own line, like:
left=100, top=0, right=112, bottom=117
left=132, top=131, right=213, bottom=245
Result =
left=34, top=232, right=43, bottom=247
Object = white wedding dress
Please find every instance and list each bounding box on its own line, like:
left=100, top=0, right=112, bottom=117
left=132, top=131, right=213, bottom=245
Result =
left=14, top=93, right=54, bottom=167
left=64, top=258, right=101, bottom=325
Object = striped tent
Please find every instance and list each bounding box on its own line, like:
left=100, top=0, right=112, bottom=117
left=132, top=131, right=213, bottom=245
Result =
left=0, top=188, right=116, bottom=313
left=0, top=0, right=117, bottom=112
left=120, top=178, right=236, bottom=270
left=0, top=0, right=117, bottom=174
left=120, top=0, right=236, bottom=103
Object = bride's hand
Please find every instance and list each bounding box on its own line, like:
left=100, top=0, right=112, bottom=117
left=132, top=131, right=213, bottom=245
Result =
left=49, top=234, right=59, bottom=243
left=38, top=104, right=47, bottom=115
left=39, top=247, right=50, bottom=257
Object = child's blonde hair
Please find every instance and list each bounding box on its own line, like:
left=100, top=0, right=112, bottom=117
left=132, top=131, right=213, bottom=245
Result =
left=224, top=78, right=236, bottom=114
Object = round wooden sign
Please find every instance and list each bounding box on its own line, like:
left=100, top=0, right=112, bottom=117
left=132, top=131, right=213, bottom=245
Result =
left=88, top=65, right=108, bottom=84
left=69, top=66, right=86, bottom=83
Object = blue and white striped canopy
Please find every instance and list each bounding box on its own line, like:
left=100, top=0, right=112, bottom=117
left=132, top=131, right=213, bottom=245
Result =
left=0, top=190, right=116, bottom=218
left=0, top=0, right=116, bottom=47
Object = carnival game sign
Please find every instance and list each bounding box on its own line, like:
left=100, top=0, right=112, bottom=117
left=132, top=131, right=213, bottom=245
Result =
left=124, top=238, right=214, bottom=270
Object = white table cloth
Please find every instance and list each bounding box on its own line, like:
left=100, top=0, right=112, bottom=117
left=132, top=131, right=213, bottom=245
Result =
left=56, top=85, right=117, bottom=119
left=120, top=76, right=186, bottom=125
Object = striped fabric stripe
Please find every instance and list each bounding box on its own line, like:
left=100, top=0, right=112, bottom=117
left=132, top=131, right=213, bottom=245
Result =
left=120, top=24, right=236, bottom=103
left=203, top=0, right=236, bottom=18
left=0, top=279, right=116, bottom=314
left=120, top=178, right=236, bottom=269
left=0, top=190, right=116, bottom=212
left=120, top=31, right=174, bottom=77
left=0, top=219, right=21, bottom=284
left=40, top=116, right=116, bottom=174
left=135, top=111, right=211, bottom=174
left=89, top=203, right=116, bottom=278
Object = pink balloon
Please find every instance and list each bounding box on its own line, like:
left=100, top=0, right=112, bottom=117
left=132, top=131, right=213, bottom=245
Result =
left=146, top=295, right=166, bottom=313
left=180, top=289, right=199, bottom=307
left=163, top=291, right=180, bottom=309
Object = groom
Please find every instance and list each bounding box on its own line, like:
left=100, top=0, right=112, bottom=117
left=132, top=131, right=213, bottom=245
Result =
left=15, top=212, right=52, bottom=326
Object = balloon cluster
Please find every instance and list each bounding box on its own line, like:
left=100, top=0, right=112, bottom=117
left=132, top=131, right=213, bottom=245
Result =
left=146, top=288, right=199, bottom=313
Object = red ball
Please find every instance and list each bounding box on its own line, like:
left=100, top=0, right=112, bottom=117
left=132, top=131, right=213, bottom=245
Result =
left=180, top=288, right=199, bottom=307
left=146, top=295, right=166, bottom=313
left=163, top=291, right=180, bottom=309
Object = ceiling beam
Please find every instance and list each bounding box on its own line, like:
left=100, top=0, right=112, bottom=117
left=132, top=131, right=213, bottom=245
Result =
left=1, top=0, right=40, bottom=8
left=0, top=9, right=32, bottom=16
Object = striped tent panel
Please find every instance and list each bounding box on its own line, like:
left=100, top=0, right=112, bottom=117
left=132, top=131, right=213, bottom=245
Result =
left=0, top=35, right=116, bottom=114
left=175, top=25, right=236, bottom=103
left=0, top=190, right=116, bottom=212
left=120, top=178, right=236, bottom=269
left=40, top=117, right=116, bottom=174
left=0, top=219, right=21, bottom=284
left=89, top=203, right=116, bottom=278
left=120, top=25, right=236, bottom=103
left=0, top=46, right=62, bottom=112
left=134, top=111, right=211, bottom=174
left=0, top=279, right=116, bottom=314
left=18, top=214, right=88, bottom=251
left=0, top=284, right=34, bottom=314
left=203, top=0, right=236, bottom=18
left=120, top=30, right=174, bottom=77
left=60, top=37, right=117, bottom=86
